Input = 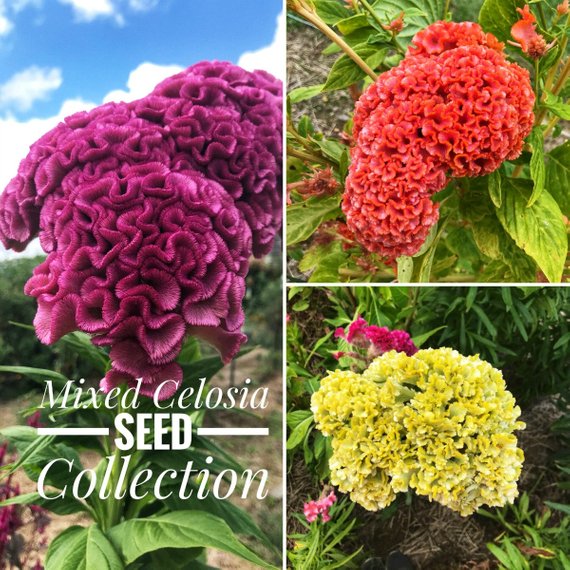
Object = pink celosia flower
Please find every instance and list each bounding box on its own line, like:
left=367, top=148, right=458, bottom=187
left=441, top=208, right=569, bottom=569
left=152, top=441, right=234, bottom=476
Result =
left=303, top=490, right=337, bottom=523
left=0, top=62, right=282, bottom=399
left=335, top=317, right=418, bottom=359
left=303, top=500, right=320, bottom=523
left=557, top=0, right=569, bottom=15
left=345, top=21, right=534, bottom=259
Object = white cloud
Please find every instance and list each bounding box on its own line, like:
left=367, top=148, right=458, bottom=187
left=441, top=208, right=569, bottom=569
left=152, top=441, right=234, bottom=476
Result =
left=0, top=66, right=62, bottom=112
left=0, top=0, right=42, bottom=38
left=58, top=0, right=120, bottom=23
left=0, top=96, right=96, bottom=261
left=103, top=62, right=183, bottom=103
left=127, top=0, right=158, bottom=11
left=0, top=12, right=13, bottom=35
left=0, top=62, right=183, bottom=260
left=237, top=9, right=285, bottom=80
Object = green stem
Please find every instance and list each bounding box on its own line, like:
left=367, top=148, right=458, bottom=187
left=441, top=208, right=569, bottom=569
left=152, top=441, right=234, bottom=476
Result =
left=358, top=0, right=406, bottom=55
left=443, top=0, right=451, bottom=19
left=288, top=146, right=334, bottom=165
left=292, top=2, right=378, bottom=80
left=544, top=114, right=560, bottom=138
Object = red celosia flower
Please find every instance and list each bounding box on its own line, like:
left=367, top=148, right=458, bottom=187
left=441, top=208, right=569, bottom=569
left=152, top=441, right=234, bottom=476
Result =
left=510, top=5, right=538, bottom=52
left=510, top=5, right=555, bottom=58
left=345, top=21, right=534, bottom=259
left=383, top=12, right=405, bottom=34
left=0, top=62, right=282, bottom=399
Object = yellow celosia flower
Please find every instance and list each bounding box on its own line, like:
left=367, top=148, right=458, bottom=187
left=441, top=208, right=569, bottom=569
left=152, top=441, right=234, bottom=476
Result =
left=311, top=347, right=525, bottom=516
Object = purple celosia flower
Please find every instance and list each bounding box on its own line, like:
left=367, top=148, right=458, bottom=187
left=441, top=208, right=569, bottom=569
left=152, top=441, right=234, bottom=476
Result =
left=0, top=61, right=282, bottom=399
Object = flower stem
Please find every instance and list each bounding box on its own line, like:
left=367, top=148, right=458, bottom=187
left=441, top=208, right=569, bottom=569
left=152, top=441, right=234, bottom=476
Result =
left=291, top=1, right=378, bottom=81
left=358, top=0, right=406, bottom=55
left=288, top=146, right=334, bottom=165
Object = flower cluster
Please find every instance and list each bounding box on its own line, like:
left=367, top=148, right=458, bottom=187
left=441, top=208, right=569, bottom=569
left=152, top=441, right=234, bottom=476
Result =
left=303, top=490, right=337, bottom=523
left=0, top=62, right=282, bottom=398
left=311, top=347, right=525, bottom=516
left=344, top=21, right=534, bottom=259
left=335, top=316, right=417, bottom=358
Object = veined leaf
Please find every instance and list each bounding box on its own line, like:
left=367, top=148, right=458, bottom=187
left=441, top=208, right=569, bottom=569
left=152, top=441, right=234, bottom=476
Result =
left=108, top=511, right=277, bottom=569
left=323, top=44, right=387, bottom=91
left=46, top=525, right=124, bottom=570
left=488, top=169, right=503, bottom=208
left=546, top=141, right=570, bottom=217
left=479, top=0, right=525, bottom=43
left=313, top=0, right=352, bottom=25
left=528, top=127, right=545, bottom=207
left=287, top=194, right=342, bottom=245
left=288, top=84, right=324, bottom=104
left=542, top=92, right=570, bottom=120
left=371, top=0, right=445, bottom=44
left=496, top=179, right=566, bottom=282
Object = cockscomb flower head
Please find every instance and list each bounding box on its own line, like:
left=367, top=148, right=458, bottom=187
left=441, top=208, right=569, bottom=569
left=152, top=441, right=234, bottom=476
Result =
left=334, top=317, right=417, bottom=369
left=344, top=21, right=534, bottom=259
left=0, top=61, right=282, bottom=399
left=312, top=348, right=525, bottom=516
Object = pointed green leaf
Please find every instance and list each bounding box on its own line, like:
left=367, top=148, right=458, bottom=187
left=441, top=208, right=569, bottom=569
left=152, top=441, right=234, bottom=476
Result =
left=528, top=127, right=545, bottom=207
left=496, top=179, right=566, bottom=282
left=108, top=511, right=277, bottom=569
left=287, top=194, right=342, bottom=245
left=546, top=141, right=570, bottom=217
left=46, top=525, right=124, bottom=570
left=479, top=0, right=525, bottom=43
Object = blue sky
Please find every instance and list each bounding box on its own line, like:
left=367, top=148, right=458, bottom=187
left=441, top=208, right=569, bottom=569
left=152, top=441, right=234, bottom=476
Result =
left=0, top=0, right=284, bottom=260
left=0, top=0, right=283, bottom=119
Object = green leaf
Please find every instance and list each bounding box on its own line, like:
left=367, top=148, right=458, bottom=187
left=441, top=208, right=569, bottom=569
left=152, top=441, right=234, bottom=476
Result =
left=0, top=365, right=68, bottom=386
left=412, top=326, right=446, bottom=347
left=479, top=0, right=525, bottom=44
left=396, top=256, right=413, bottom=282
left=313, top=0, right=352, bottom=24
left=528, top=127, right=545, bottom=207
left=542, top=92, right=570, bottom=120
left=287, top=410, right=313, bottom=430
left=488, top=169, right=503, bottom=208
left=286, top=416, right=314, bottom=450
left=323, top=44, right=387, bottom=91
left=108, top=511, right=276, bottom=569
left=335, top=14, right=370, bottom=35
left=546, top=141, right=570, bottom=217
left=288, top=84, right=324, bottom=104
left=163, top=487, right=276, bottom=552
left=0, top=491, right=89, bottom=516
left=287, top=194, right=342, bottom=245
left=370, top=0, right=445, bottom=44
left=299, top=241, right=347, bottom=282
left=496, top=178, right=566, bottom=282
left=544, top=501, right=570, bottom=516
left=46, top=525, right=124, bottom=570
left=314, top=139, right=346, bottom=163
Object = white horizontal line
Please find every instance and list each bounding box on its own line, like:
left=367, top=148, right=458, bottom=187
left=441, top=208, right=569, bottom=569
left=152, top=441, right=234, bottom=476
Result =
left=38, top=427, right=268, bottom=437
left=37, top=428, right=110, bottom=436
left=197, top=427, right=269, bottom=436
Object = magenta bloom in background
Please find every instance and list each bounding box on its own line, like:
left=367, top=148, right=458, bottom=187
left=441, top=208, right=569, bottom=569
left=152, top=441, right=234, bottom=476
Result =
left=0, top=61, right=282, bottom=399
left=335, top=316, right=417, bottom=359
